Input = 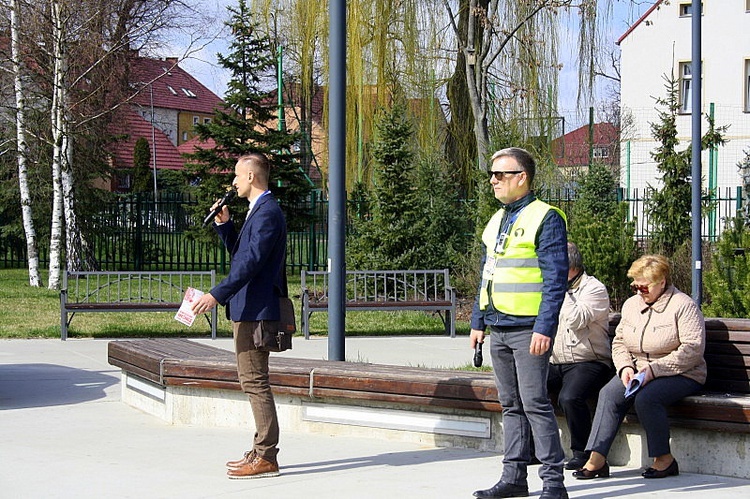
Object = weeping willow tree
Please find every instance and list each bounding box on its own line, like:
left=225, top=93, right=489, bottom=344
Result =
left=442, top=0, right=611, bottom=173
left=251, top=0, right=613, bottom=194
left=253, top=0, right=449, bottom=191
left=254, top=0, right=326, bottom=186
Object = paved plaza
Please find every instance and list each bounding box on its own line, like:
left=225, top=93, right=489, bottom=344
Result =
left=2, top=337, right=749, bottom=498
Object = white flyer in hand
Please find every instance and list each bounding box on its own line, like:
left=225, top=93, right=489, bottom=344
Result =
left=175, top=287, right=204, bottom=327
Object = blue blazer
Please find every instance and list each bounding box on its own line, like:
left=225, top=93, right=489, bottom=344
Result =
left=210, top=193, right=287, bottom=323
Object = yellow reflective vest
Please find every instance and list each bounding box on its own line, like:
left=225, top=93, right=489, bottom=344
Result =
left=479, top=199, right=566, bottom=316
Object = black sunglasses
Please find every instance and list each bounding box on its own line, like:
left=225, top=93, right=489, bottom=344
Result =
left=488, top=170, right=524, bottom=181
left=630, top=283, right=650, bottom=294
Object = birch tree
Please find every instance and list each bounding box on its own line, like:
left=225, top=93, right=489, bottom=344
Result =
left=9, top=0, right=41, bottom=286
left=36, top=0, right=215, bottom=287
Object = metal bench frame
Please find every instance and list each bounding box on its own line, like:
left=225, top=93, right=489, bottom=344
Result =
left=60, top=270, right=217, bottom=340
left=301, top=269, right=456, bottom=338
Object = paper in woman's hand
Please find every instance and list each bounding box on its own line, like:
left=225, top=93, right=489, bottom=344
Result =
left=624, top=370, right=647, bottom=398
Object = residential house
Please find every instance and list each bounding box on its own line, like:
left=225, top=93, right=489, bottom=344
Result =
left=107, top=55, right=225, bottom=191
left=618, top=0, right=750, bottom=197
left=551, top=122, right=619, bottom=182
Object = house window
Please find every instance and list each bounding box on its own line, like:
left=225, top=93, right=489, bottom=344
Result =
left=193, top=116, right=200, bottom=125
left=167, top=85, right=178, bottom=96
left=203, top=118, right=211, bottom=124
left=679, top=2, right=703, bottom=17
left=593, top=147, right=610, bottom=160
left=182, top=131, right=188, bottom=142
left=181, top=88, right=197, bottom=98
left=745, top=60, right=750, bottom=112
left=680, top=62, right=692, bottom=113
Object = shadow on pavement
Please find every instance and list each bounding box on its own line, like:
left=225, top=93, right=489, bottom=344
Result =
left=0, top=363, right=118, bottom=410
left=280, top=446, right=488, bottom=477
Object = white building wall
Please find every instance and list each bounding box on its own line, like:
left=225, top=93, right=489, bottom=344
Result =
left=619, top=1, right=750, bottom=195
left=134, top=105, right=179, bottom=145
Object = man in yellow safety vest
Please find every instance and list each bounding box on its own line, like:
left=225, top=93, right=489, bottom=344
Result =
left=470, top=147, right=569, bottom=499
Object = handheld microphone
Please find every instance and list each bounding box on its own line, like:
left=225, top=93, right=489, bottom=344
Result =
left=202, top=188, right=237, bottom=227
left=473, top=342, right=483, bottom=368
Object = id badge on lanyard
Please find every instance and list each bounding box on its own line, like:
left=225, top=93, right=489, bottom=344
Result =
left=482, top=255, right=496, bottom=280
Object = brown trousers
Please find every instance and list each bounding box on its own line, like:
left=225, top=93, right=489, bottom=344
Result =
left=233, top=320, right=280, bottom=462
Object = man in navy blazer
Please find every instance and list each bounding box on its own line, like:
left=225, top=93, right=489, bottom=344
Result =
left=192, top=153, right=287, bottom=479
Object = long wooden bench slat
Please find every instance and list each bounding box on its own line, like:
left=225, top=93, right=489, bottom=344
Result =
left=67, top=303, right=181, bottom=311
left=308, top=387, right=503, bottom=412
left=308, top=301, right=454, bottom=309
left=108, top=323, right=750, bottom=433
left=706, top=318, right=750, bottom=332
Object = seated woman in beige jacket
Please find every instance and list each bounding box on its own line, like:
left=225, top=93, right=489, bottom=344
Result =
left=574, top=254, right=706, bottom=480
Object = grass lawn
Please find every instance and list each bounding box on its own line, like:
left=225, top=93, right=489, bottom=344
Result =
left=0, top=269, right=472, bottom=340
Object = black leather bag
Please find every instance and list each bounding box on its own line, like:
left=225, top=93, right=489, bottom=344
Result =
left=261, top=267, right=294, bottom=352
left=275, top=296, right=295, bottom=351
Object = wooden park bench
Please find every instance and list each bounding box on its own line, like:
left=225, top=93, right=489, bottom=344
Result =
left=60, top=270, right=218, bottom=340
left=107, top=315, right=750, bottom=431
left=107, top=316, right=750, bottom=477
left=300, top=269, right=457, bottom=338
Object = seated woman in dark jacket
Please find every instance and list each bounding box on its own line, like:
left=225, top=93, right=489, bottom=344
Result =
left=574, top=254, right=706, bottom=480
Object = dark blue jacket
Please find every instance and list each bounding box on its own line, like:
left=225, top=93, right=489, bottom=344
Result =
left=470, top=192, right=568, bottom=338
left=210, top=193, right=287, bottom=322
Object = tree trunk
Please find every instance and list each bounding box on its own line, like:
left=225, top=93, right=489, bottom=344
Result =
left=48, top=0, right=66, bottom=290
left=11, top=0, right=41, bottom=287
left=445, top=0, right=478, bottom=193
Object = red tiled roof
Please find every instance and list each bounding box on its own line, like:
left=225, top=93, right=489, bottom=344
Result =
left=176, top=135, right=218, bottom=156
left=108, top=106, right=185, bottom=170
left=551, top=123, right=619, bottom=168
left=129, top=56, right=225, bottom=114
left=617, top=0, right=664, bottom=45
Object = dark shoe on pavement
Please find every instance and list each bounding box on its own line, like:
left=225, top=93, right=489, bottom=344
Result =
left=226, top=456, right=280, bottom=479
left=573, top=460, right=610, bottom=480
left=564, top=451, right=589, bottom=470
left=473, top=480, right=529, bottom=498
left=226, top=449, right=256, bottom=469
left=540, top=486, right=569, bottom=499
left=642, top=459, right=679, bottom=479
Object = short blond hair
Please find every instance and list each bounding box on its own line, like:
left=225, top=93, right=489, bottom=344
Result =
left=627, top=254, right=672, bottom=286
left=237, top=153, right=270, bottom=184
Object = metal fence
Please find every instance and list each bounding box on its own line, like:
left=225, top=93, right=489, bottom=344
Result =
left=1, top=187, right=744, bottom=272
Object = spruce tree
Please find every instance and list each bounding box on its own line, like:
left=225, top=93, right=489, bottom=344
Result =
left=183, top=0, right=310, bottom=230
left=569, top=163, right=639, bottom=310
left=347, top=104, right=420, bottom=269
left=347, top=103, right=471, bottom=272
left=647, top=75, right=726, bottom=256
left=131, top=137, right=152, bottom=193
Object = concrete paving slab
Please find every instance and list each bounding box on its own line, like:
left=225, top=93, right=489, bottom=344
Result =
left=1, top=337, right=749, bottom=498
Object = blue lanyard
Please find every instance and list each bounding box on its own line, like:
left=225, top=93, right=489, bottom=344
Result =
left=495, top=208, right=524, bottom=254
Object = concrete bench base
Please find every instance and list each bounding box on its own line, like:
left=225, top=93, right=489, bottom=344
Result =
left=119, top=369, right=750, bottom=479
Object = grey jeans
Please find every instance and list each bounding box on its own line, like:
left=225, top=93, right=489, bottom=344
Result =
left=490, top=326, right=565, bottom=488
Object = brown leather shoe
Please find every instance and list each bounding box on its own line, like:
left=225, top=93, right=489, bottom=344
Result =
left=226, top=456, right=280, bottom=479
left=226, top=450, right=256, bottom=469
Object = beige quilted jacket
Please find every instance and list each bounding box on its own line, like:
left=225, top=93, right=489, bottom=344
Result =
left=612, top=285, right=707, bottom=385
